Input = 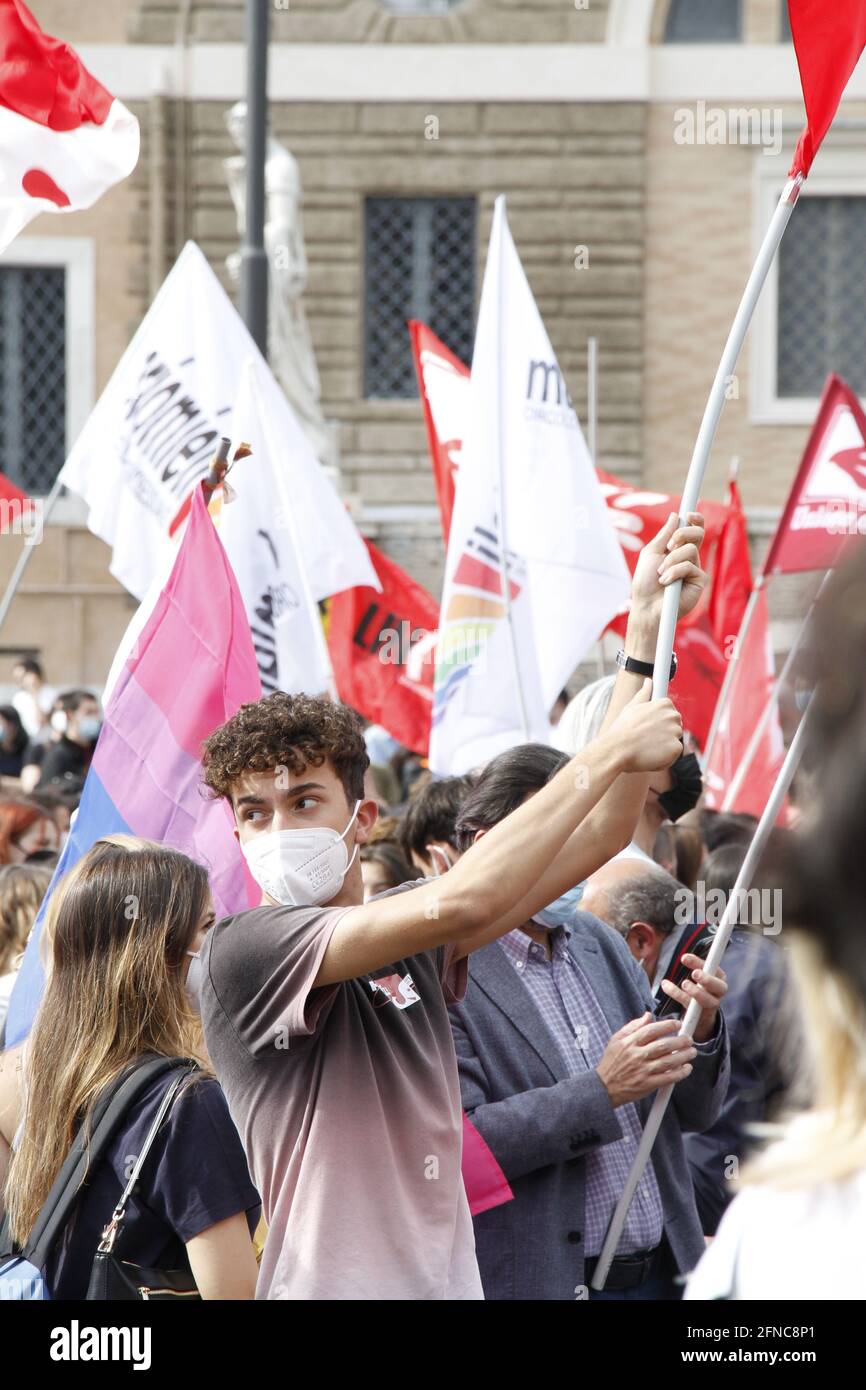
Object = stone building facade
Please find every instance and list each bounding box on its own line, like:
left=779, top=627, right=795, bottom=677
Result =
left=2, top=0, right=863, bottom=696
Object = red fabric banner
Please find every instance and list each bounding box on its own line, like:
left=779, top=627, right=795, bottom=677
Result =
left=327, top=538, right=439, bottom=755
left=762, top=374, right=866, bottom=578
left=703, top=586, right=786, bottom=820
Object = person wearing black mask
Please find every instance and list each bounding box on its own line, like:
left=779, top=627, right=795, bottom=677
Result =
left=36, top=690, right=102, bottom=790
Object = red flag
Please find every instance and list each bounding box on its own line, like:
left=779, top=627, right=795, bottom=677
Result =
left=0, top=468, right=29, bottom=505
left=0, top=467, right=38, bottom=534
left=0, top=0, right=139, bottom=253
left=703, top=587, right=785, bottom=819
left=408, top=320, right=469, bottom=544
left=327, top=539, right=438, bottom=755
left=707, top=479, right=752, bottom=655
left=763, top=374, right=866, bottom=578
left=788, top=0, right=866, bottom=177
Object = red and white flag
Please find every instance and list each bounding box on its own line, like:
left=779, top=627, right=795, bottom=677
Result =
left=703, top=586, right=785, bottom=820
left=408, top=320, right=469, bottom=543
left=762, top=373, right=866, bottom=578
left=327, top=538, right=439, bottom=756
left=788, top=0, right=866, bottom=177
left=410, top=320, right=751, bottom=749
left=0, top=0, right=139, bottom=253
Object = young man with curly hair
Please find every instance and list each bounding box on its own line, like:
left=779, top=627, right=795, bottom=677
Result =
left=197, top=514, right=708, bottom=1300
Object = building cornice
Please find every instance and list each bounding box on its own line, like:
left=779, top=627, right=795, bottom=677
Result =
left=77, top=43, right=866, bottom=104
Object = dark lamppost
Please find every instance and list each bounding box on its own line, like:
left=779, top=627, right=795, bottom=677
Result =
left=239, top=0, right=270, bottom=355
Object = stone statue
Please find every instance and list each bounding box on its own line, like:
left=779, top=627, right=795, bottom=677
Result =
left=225, top=101, right=336, bottom=470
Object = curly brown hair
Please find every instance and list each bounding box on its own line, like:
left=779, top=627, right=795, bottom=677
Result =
left=201, top=693, right=369, bottom=808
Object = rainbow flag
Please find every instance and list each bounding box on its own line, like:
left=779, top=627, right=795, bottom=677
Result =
left=4, top=484, right=261, bottom=1046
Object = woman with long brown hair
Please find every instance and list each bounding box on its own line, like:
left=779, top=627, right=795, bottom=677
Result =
left=0, top=835, right=260, bottom=1299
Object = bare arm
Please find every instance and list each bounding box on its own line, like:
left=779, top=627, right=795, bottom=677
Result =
left=185, top=1212, right=259, bottom=1300
left=0, top=1045, right=25, bottom=1219
left=498, top=510, right=708, bottom=926
left=314, top=687, right=683, bottom=986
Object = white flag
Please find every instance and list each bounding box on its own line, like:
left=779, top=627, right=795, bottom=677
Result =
left=61, top=241, right=378, bottom=693
left=430, top=197, right=629, bottom=774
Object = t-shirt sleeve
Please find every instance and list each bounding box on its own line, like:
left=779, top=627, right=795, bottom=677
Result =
left=145, top=1077, right=261, bottom=1245
left=436, top=942, right=469, bottom=1005
left=206, top=904, right=353, bottom=1056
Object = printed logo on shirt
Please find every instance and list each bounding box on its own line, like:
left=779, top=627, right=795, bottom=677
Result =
left=369, top=972, right=421, bottom=1010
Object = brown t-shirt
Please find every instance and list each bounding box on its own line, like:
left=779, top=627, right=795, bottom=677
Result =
left=199, top=893, right=483, bottom=1300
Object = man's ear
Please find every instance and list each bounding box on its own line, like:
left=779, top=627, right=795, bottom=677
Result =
left=472, top=828, right=487, bottom=845
left=354, top=798, right=379, bottom=846
left=626, top=921, right=657, bottom=962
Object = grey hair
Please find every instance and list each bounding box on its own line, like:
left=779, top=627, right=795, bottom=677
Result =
left=552, top=675, right=616, bottom=755
left=601, top=867, right=682, bottom=940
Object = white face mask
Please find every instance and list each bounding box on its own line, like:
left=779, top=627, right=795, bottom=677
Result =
left=242, top=800, right=361, bottom=907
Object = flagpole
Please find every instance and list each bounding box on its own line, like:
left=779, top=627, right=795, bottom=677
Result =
left=651, top=175, right=803, bottom=701
left=0, top=472, right=66, bottom=639
left=587, top=336, right=598, bottom=468
left=494, top=196, right=531, bottom=740
left=722, top=568, right=830, bottom=810
left=590, top=698, right=813, bottom=1291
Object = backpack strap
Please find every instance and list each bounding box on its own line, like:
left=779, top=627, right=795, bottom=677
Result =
left=4, top=1055, right=196, bottom=1272
left=95, top=1065, right=194, bottom=1256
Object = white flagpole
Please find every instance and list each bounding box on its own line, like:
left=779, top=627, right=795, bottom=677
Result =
left=651, top=175, right=804, bottom=701
left=722, top=569, right=830, bottom=810
left=0, top=472, right=66, bottom=637
left=590, top=699, right=812, bottom=1290
left=494, top=196, right=530, bottom=739
left=587, top=336, right=598, bottom=469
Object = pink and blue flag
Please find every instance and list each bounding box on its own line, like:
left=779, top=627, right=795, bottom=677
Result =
left=4, top=484, right=261, bottom=1046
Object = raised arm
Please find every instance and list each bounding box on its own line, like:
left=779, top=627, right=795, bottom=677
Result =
left=314, top=685, right=683, bottom=985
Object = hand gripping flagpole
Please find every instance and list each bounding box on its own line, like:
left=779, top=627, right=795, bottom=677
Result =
left=650, top=175, right=803, bottom=703
left=591, top=173, right=805, bottom=1291
left=591, top=698, right=812, bottom=1291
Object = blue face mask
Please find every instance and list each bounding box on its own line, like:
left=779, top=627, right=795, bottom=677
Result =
left=532, top=881, right=585, bottom=930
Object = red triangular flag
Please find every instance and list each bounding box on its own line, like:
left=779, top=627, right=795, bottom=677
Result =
left=788, top=0, right=866, bottom=176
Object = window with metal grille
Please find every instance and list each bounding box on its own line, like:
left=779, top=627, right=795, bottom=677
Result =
left=777, top=196, right=866, bottom=398
left=364, top=196, right=476, bottom=399
left=664, top=0, right=741, bottom=42
left=0, top=266, right=66, bottom=494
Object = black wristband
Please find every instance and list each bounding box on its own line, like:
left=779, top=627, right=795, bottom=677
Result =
left=616, top=648, right=677, bottom=683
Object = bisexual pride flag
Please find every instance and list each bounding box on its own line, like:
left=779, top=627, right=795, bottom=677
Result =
left=4, top=484, right=261, bottom=1046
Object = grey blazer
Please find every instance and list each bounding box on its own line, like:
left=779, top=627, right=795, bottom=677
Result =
left=448, top=911, right=730, bottom=1301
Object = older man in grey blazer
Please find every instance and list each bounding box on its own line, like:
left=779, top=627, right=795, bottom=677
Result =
left=449, top=744, right=730, bottom=1302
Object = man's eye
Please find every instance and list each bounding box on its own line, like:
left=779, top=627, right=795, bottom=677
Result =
left=296, top=797, right=317, bottom=810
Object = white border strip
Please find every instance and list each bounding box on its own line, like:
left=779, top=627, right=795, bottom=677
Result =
left=75, top=43, right=866, bottom=104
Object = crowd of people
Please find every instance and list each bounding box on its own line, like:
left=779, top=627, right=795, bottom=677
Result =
left=0, top=512, right=864, bottom=1302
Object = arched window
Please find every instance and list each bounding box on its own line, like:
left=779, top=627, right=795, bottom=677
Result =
left=664, top=0, right=741, bottom=43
